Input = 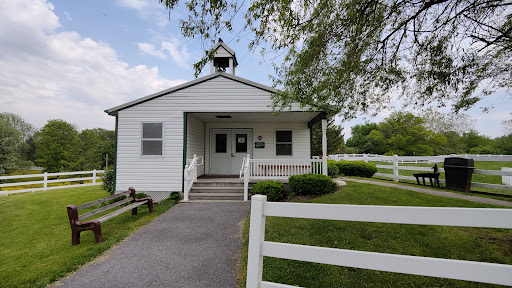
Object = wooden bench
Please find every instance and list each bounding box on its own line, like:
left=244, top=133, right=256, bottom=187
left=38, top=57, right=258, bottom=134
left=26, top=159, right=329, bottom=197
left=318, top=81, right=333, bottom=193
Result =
left=413, top=172, right=441, bottom=188
left=66, top=187, right=153, bottom=245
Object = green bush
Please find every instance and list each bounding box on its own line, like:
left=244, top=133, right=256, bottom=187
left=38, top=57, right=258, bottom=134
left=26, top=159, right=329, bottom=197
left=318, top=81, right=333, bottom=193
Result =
left=288, top=174, right=337, bottom=195
left=327, top=160, right=339, bottom=176
left=136, top=192, right=149, bottom=199
left=169, top=192, right=181, bottom=203
left=336, top=161, right=377, bottom=178
left=251, top=181, right=285, bottom=202
left=101, top=166, right=115, bottom=195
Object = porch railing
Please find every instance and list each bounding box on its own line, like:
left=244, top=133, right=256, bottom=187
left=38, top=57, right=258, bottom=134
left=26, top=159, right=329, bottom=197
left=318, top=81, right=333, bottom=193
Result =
left=241, top=157, right=324, bottom=201
left=183, top=154, right=203, bottom=201
left=249, top=158, right=323, bottom=179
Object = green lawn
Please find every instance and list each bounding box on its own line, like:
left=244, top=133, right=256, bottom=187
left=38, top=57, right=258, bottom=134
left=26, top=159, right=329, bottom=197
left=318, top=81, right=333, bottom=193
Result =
left=371, top=161, right=512, bottom=197
left=239, top=182, right=512, bottom=288
left=0, top=186, right=174, bottom=288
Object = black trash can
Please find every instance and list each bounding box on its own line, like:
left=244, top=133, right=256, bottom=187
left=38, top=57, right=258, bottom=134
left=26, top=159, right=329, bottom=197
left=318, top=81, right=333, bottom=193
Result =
left=443, top=157, right=475, bottom=192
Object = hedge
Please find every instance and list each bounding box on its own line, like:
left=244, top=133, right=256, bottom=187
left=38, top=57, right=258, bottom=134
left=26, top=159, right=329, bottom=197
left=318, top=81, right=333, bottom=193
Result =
left=251, top=181, right=285, bottom=201
left=288, top=174, right=337, bottom=196
left=336, top=161, right=377, bottom=178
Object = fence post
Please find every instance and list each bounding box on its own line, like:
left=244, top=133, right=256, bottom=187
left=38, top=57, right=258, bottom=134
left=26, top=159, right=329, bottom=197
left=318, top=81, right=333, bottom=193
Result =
left=393, top=155, right=399, bottom=182
left=363, top=154, right=368, bottom=163
left=92, top=169, right=97, bottom=185
left=246, top=195, right=267, bottom=288
left=43, top=172, right=48, bottom=191
left=244, top=154, right=250, bottom=201
left=322, top=119, right=328, bottom=176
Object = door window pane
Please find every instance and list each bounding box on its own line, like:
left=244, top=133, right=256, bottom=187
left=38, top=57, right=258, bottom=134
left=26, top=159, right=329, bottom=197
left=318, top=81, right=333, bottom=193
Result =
left=216, top=134, right=227, bottom=153
left=236, top=134, right=247, bottom=153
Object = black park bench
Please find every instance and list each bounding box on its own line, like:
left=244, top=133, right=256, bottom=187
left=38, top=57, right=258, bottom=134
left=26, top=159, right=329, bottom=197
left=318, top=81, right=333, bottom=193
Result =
left=67, top=187, right=153, bottom=245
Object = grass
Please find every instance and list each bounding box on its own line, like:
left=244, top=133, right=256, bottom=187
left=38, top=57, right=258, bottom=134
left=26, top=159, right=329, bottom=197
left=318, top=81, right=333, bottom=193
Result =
left=358, top=175, right=512, bottom=203
left=371, top=161, right=512, bottom=197
left=238, top=182, right=512, bottom=288
left=0, top=186, right=175, bottom=288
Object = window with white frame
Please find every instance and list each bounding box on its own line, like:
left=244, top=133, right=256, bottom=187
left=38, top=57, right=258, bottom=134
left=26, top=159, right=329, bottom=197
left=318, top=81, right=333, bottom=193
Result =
left=275, top=130, right=292, bottom=156
left=141, top=123, right=163, bottom=156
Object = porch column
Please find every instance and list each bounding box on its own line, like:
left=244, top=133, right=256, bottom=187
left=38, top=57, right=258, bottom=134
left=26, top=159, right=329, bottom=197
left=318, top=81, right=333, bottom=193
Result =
left=322, top=118, right=328, bottom=176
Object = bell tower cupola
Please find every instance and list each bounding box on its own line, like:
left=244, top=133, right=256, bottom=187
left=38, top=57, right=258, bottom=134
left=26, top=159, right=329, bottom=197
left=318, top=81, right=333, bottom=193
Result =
left=210, top=38, right=238, bottom=75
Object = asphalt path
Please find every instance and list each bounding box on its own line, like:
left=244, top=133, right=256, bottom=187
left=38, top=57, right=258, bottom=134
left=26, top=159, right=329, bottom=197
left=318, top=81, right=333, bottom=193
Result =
left=54, top=201, right=250, bottom=288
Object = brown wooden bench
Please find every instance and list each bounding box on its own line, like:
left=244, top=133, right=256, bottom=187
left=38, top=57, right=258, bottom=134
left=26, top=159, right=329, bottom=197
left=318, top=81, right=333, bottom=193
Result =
left=67, top=187, right=153, bottom=245
left=413, top=172, right=441, bottom=188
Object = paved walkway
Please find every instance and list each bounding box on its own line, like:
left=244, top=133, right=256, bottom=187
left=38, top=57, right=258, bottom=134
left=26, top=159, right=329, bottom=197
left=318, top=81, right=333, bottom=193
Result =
left=54, top=201, right=250, bottom=288
left=338, top=178, right=512, bottom=207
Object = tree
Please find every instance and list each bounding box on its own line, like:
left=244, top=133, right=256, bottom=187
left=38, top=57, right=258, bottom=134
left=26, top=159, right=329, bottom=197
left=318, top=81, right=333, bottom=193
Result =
left=460, top=130, right=494, bottom=152
left=0, top=119, right=22, bottom=176
left=311, top=118, right=344, bottom=156
left=345, top=123, right=379, bottom=153
left=493, top=133, right=512, bottom=154
left=418, top=109, right=475, bottom=135
left=0, top=113, right=35, bottom=141
left=160, top=0, right=511, bottom=118
left=502, top=113, right=512, bottom=135
left=376, top=112, right=446, bottom=155
left=35, top=120, right=79, bottom=172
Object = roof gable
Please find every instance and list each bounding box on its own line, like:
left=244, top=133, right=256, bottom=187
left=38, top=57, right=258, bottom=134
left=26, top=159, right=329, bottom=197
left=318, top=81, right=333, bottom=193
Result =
left=105, top=72, right=277, bottom=114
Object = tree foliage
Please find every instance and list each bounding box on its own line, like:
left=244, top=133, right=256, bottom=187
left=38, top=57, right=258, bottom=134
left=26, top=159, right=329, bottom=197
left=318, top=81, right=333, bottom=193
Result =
left=160, top=0, right=511, bottom=118
left=418, top=109, right=475, bottom=135
left=345, top=123, right=379, bottom=153
left=0, top=119, right=22, bottom=176
left=311, top=117, right=344, bottom=156
left=35, top=120, right=79, bottom=172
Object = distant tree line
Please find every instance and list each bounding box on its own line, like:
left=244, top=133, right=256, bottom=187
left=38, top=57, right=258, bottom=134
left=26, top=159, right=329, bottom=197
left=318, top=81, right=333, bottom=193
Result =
left=0, top=113, right=114, bottom=176
left=344, top=111, right=512, bottom=156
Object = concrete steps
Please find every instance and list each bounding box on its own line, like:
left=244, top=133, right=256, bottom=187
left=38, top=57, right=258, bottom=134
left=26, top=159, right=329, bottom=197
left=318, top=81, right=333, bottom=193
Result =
left=188, top=178, right=252, bottom=201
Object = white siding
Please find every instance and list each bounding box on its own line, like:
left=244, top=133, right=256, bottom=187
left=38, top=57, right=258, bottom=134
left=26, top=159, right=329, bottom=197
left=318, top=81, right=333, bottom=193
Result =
left=116, top=76, right=289, bottom=193
left=204, top=122, right=310, bottom=174
left=186, top=114, right=205, bottom=176
left=214, top=46, right=232, bottom=58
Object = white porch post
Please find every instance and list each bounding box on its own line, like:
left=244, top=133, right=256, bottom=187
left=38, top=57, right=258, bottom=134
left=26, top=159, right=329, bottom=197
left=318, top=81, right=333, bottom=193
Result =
left=322, top=118, right=328, bottom=176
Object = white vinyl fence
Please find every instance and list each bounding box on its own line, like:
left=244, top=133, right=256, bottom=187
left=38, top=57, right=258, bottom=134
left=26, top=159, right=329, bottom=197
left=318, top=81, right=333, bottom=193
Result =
left=0, top=170, right=104, bottom=196
left=329, top=154, right=512, bottom=191
left=246, top=195, right=512, bottom=288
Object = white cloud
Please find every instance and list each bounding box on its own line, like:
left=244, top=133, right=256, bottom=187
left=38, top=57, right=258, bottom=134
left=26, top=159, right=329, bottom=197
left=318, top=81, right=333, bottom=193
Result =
left=161, top=39, right=191, bottom=69
left=137, top=42, right=166, bottom=59
left=137, top=39, right=192, bottom=69
left=64, top=11, right=72, bottom=21
left=0, top=0, right=187, bottom=130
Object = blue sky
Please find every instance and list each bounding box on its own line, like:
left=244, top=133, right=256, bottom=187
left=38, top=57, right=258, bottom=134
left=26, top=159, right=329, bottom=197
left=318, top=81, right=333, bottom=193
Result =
left=0, top=0, right=510, bottom=139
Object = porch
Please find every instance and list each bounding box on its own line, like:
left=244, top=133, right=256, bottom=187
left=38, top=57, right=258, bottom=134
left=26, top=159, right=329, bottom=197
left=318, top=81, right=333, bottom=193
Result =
left=183, top=111, right=329, bottom=201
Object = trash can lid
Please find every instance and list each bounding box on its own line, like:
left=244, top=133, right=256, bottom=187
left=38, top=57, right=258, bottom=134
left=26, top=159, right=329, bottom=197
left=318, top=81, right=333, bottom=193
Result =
left=443, top=157, right=475, bottom=167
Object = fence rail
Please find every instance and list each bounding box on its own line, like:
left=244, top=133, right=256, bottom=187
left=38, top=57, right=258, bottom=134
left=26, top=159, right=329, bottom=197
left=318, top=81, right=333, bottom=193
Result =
left=329, top=153, right=512, bottom=163
left=375, top=163, right=512, bottom=191
left=246, top=195, right=512, bottom=288
left=0, top=170, right=104, bottom=196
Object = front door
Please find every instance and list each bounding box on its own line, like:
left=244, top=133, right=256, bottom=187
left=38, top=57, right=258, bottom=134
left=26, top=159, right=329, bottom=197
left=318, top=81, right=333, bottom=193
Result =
left=210, top=129, right=252, bottom=175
